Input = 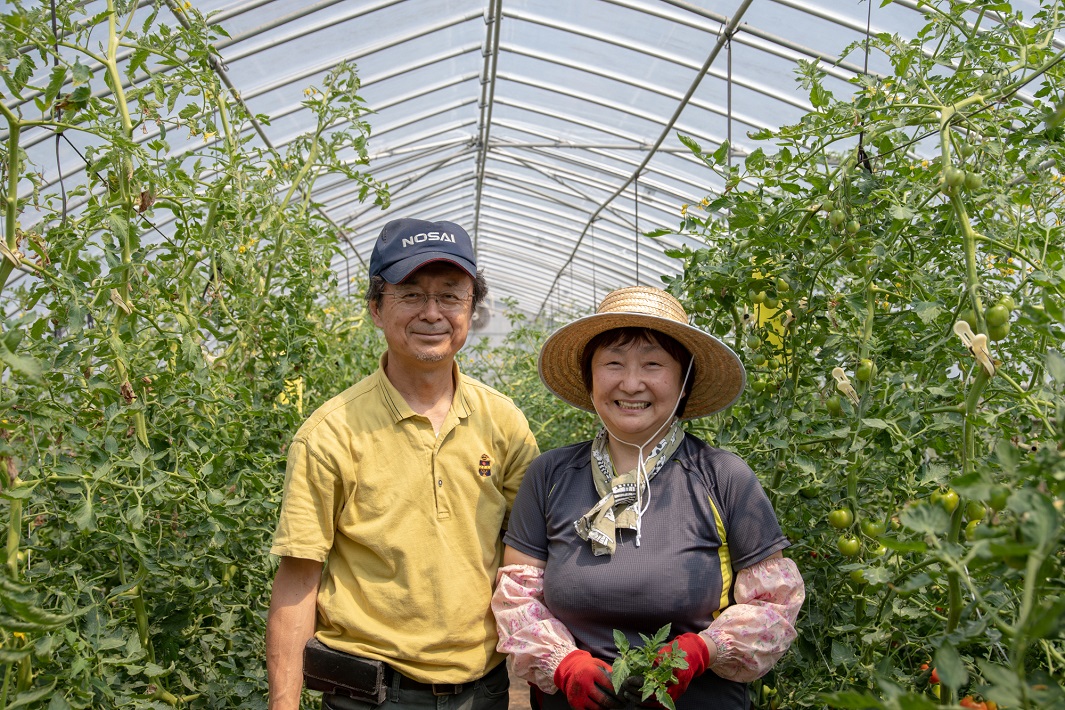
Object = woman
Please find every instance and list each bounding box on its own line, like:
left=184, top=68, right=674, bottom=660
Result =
left=492, top=286, right=804, bottom=710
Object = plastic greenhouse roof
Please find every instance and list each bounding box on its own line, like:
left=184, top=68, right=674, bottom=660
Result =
left=7, top=0, right=1053, bottom=334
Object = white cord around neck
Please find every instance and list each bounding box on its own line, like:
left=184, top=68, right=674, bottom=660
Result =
left=592, top=357, right=695, bottom=547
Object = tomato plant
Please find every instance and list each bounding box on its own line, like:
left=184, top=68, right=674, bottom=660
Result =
left=665, top=2, right=1065, bottom=708
left=0, top=5, right=388, bottom=707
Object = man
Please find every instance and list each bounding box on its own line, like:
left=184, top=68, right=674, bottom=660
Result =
left=266, top=218, right=539, bottom=710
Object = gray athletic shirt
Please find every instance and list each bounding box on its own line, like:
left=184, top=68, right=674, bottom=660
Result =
left=504, top=434, right=789, bottom=710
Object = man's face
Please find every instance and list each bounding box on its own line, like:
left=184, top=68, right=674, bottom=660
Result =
left=369, top=263, right=475, bottom=368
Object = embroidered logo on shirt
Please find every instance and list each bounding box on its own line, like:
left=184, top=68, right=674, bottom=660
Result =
left=478, top=454, right=492, bottom=477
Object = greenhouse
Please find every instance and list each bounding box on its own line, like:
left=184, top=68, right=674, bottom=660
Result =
left=1, top=0, right=1064, bottom=708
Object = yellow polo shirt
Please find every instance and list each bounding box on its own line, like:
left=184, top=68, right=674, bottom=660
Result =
left=271, top=357, right=539, bottom=683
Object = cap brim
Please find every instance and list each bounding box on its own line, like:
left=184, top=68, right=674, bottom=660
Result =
left=380, top=253, right=477, bottom=283
left=537, top=312, right=746, bottom=419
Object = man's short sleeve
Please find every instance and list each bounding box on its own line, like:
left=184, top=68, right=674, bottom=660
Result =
left=502, top=453, right=550, bottom=561
left=499, top=407, right=540, bottom=530
left=270, top=438, right=340, bottom=561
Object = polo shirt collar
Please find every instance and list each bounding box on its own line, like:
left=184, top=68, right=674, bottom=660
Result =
left=373, top=353, right=474, bottom=424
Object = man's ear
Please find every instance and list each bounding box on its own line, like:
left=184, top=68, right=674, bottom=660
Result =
left=368, top=298, right=383, bottom=327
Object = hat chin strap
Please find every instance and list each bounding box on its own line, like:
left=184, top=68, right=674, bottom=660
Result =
left=591, top=358, right=694, bottom=548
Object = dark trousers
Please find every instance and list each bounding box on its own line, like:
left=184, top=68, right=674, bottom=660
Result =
left=323, top=662, right=509, bottom=710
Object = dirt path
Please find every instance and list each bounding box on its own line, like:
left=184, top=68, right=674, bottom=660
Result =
left=508, top=664, right=533, bottom=710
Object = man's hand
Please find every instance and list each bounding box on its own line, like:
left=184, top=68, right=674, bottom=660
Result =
left=266, top=557, right=323, bottom=710
left=553, top=649, right=626, bottom=710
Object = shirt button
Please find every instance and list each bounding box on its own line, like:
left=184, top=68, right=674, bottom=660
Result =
left=438, top=479, right=443, bottom=487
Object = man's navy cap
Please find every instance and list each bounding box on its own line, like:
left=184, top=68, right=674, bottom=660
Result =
left=368, top=218, right=477, bottom=284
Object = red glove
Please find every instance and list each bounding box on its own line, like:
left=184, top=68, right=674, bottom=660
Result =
left=656, top=633, right=711, bottom=702
left=553, top=649, right=625, bottom=710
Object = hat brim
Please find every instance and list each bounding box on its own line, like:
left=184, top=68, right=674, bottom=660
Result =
left=538, top=311, right=746, bottom=419
left=380, top=253, right=477, bottom=283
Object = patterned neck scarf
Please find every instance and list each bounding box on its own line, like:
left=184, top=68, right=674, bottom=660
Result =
left=573, top=420, right=685, bottom=556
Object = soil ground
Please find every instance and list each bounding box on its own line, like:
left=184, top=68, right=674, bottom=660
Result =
left=508, top=664, right=534, bottom=710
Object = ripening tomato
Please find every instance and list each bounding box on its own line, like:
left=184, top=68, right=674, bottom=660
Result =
left=828, top=508, right=854, bottom=529
left=930, top=667, right=940, bottom=685
left=931, top=489, right=959, bottom=513
left=988, top=321, right=1010, bottom=341
left=837, top=535, right=861, bottom=557
left=988, top=484, right=1010, bottom=511
left=860, top=519, right=885, bottom=538
left=985, top=304, right=1010, bottom=327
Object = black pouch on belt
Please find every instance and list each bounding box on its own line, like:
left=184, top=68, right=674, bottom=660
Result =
left=303, top=638, right=388, bottom=703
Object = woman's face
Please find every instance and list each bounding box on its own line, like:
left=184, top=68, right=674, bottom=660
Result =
left=589, top=336, right=684, bottom=445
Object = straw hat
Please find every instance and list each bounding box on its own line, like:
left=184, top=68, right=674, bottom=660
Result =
left=538, top=286, right=745, bottom=419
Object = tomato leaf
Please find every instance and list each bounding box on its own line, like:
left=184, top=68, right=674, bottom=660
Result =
left=1044, top=350, right=1065, bottom=386
left=934, top=640, right=967, bottom=690
left=899, top=503, right=949, bottom=534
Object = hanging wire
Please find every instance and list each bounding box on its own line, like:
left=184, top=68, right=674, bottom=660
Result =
left=634, top=174, right=640, bottom=285
left=591, top=221, right=598, bottom=310
left=856, top=1, right=874, bottom=173
left=50, top=0, right=67, bottom=224
left=726, top=32, right=733, bottom=171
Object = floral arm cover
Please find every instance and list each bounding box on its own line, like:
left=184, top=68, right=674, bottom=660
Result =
left=492, top=556, right=805, bottom=691
left=492, top=564, right=577, bottom=693
left=701, top=555, right=805, bottom=682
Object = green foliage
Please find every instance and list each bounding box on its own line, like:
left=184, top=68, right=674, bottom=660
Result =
left=610, top=624, right=687, bottom=710
left=0, top=3, right=386, bottom=707
left=460, top=302, right=598, bottom=452
left=664, top=1, right=1065, bottom=708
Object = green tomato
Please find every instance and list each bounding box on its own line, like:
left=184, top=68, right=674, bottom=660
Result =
left=846, top=219, right=861, bottom=234
left=825, top=395, right=843, bottom=417
left=752, top=353, right=767, bottom=367
left=988, top=484, right=1011, bottom=512
left=966, top=500, right=986, bottom=522
left=870, top=543, right=888, bottom=557
left=776, top=277, right=790, bottom=293
left=822, top=199, right=835, bottom=213
left=944, top=167, right=965, bottom=188
left=860, top=519, right=886, bottom=538
left=964, top=519, right=982, bottom=540
left=959, top=309, right=978, bottom=329
left=746, top=334, right=762, bottom=349
left=837, top=535, right=861, bottom=557
left=988, top=321, right=1010, bottom=341
left=828, top=508, right=854, bottom=529
left=829, top=209, right=847, bottom=228
left=931, top=489, right=959, bottom=513
left=855, top=358, right=876, bottom=383
left=850, top=568, right=868, bottom=585
left=764, top=296, right=780, bottom=309
left=985, top=304, right=1010, bottom=327
left=752, top=290, right=767, bottom=305
left=963, top=171, right=983, bottom=191
left=997, top=294, right=1017, bottom=311
left=751, top=378, right=767, bottom=393
left=800, top=486, right=819, bottom=500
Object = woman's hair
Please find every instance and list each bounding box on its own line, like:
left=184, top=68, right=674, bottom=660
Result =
left=580, top=327, right=694, bottom=417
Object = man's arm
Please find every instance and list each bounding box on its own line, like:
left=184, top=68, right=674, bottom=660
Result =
left=266, top=556, right=324, bottom=710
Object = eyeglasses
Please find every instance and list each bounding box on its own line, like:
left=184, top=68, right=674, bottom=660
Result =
left=383, top=289, right=472, bottom=313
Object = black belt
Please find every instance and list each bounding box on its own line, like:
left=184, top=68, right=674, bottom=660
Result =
left=385, top=662, right=502, bottom=697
